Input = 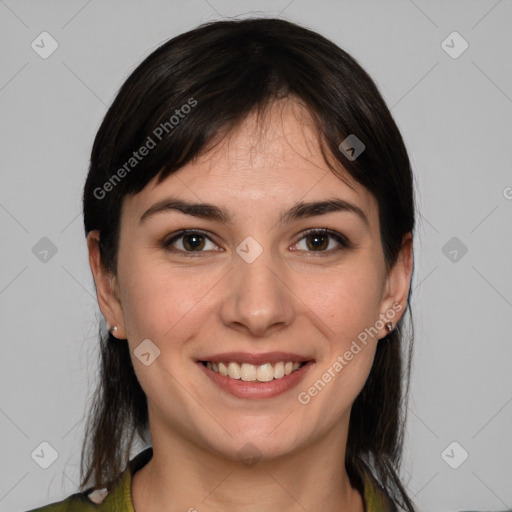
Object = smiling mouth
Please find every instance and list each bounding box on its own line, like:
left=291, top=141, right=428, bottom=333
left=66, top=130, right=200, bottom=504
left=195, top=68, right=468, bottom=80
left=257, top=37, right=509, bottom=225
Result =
left=199, top=360, right=312, bottom=382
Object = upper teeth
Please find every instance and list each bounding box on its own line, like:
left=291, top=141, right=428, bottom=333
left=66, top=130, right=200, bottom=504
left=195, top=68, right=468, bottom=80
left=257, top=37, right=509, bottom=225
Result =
left=205, top=361, right=303, bottom=382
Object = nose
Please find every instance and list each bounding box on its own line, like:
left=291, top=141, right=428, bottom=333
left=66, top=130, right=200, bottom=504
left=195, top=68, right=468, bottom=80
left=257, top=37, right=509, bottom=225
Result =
left=219, top=241, right=296, bottom=338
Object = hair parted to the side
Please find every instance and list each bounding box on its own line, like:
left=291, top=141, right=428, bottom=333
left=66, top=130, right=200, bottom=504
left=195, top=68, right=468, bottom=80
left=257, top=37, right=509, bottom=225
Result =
left=80, top=17, right=416, bottom=510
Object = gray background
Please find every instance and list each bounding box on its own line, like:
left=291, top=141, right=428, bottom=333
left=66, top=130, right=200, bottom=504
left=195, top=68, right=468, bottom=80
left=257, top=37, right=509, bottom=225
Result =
left=1, top=1, right=511, bottom=511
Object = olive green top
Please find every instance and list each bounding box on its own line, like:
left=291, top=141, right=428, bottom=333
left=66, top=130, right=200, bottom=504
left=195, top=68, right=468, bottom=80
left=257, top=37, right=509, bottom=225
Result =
left=25, top=447, right=396, bottom=511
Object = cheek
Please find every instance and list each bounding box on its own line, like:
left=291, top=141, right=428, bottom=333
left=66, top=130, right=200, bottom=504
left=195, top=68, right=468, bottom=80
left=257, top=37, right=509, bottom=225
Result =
left=117, top=253, right=221, bottom=345
left=295, top=259, right=383, bottom=402
left=301, top=260, right=384, bottom=341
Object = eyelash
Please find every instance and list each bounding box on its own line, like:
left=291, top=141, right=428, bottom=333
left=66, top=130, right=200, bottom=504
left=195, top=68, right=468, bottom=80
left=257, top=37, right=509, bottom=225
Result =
left=161, top=228, right=354, bottom=257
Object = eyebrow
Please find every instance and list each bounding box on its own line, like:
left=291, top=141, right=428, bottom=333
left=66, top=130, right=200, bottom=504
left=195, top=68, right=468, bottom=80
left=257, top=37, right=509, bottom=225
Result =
left=139, top=197, right=369, bottom=228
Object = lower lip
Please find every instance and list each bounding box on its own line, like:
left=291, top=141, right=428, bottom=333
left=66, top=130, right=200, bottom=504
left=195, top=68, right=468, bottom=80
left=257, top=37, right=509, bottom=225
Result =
left=197, top=361, right=315, bottom=399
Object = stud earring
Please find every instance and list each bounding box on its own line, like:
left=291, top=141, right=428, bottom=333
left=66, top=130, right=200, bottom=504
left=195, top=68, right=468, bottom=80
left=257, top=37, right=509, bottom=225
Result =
left=109, top=325, right=118, bottom=335
left=385, top=322, right=394, bottom=334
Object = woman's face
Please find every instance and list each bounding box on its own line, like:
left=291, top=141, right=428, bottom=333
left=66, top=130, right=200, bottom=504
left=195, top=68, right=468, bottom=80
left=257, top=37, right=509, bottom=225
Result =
left=90, top=99, right=411, bottom=463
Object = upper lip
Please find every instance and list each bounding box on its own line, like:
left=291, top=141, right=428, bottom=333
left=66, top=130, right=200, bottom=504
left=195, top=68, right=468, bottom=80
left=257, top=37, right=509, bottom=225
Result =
left=197, top=351, right=315, bottom=366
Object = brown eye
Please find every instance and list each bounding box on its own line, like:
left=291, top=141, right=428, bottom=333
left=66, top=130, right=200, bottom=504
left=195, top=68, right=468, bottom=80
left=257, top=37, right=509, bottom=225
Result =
left=163, top=230, right=219, bottom=254
left=305, top=232, right=329, bottom=251
left=293, top=229, right=353, bottom=253
left=181, top=233, right=206, bottom=251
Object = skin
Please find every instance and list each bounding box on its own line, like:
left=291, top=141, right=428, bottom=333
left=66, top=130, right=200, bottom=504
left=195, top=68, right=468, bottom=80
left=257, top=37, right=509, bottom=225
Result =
left=88, top=98, right=413, bottom=512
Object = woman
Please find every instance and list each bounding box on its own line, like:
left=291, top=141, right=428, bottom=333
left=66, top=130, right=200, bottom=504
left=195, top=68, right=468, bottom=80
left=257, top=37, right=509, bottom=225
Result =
left=28, top=17, right=416, bottom=512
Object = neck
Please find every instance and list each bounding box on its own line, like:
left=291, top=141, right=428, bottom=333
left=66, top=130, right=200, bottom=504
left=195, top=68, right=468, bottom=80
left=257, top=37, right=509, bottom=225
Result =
left=132, top=419, right=364, bottom=512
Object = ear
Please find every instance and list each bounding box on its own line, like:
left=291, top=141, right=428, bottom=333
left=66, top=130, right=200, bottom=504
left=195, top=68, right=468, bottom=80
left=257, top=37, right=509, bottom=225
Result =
left=87, top=230, right=127, bottom=339
left=377, top=232, right=413, bottom=339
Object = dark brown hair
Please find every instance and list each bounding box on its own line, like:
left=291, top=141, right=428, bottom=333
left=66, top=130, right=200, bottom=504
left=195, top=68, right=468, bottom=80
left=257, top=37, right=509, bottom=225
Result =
left=81, top=17, right=416, bottom=510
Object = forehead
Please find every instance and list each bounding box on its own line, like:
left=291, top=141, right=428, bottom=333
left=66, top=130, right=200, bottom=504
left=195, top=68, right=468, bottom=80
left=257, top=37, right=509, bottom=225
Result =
left=124, top=99, right=379, bottom=230
left=183, top=99, right=355, bottom=190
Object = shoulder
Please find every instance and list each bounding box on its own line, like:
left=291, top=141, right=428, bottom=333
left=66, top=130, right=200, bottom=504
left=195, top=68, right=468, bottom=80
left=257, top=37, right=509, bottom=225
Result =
left=22, top=489, right=108, bottom=512
left=362, top=469, right=400, bottom=512
left=23, top=447, right=153, bottom=512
